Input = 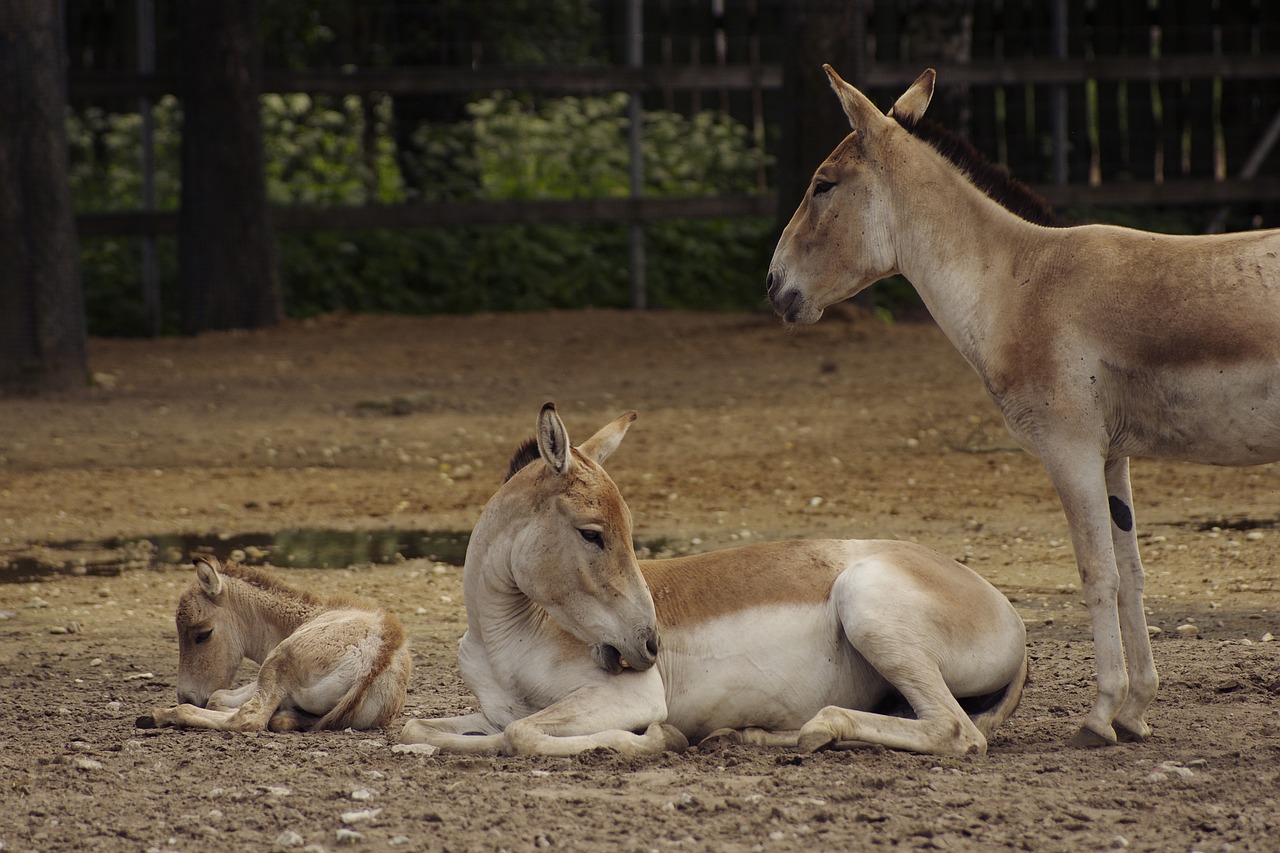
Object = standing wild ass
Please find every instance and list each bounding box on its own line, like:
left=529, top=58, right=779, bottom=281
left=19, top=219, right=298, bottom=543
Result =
left=399, top=404, right=1027, bottom=757
left=766, top=65, right=1280, bottom=746
left=137, top=556, right=411, bottom=732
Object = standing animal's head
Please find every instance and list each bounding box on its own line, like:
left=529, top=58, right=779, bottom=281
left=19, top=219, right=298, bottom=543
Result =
left=173, top=555, right=245, bottom=706
left=767, top=65, right=936, bottom=324
left=490, top=403, right=659, bottom=674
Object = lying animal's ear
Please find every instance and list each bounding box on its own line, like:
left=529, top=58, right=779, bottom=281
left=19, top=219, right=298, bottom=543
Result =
left=193, top=555, right=224, bottom=600
left=824, top=64, right=887, bottom=133
left=537, top=402, right=572, bottom=475
left=579, top=410, right=637, bottom=465
left=888, top=68, right=936, bottom=123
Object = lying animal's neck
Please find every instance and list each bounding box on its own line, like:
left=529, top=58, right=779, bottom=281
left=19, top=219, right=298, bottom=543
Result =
left=222, top=571, right=327, bottom=662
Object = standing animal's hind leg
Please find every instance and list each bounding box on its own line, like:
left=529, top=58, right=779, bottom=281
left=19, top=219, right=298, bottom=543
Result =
left=1106, top=458, right=1158, bottom=741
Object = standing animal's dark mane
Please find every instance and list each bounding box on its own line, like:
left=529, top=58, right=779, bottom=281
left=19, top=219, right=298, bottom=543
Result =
left=893, top=112, right=1067, bottom=228
left=505, top=437, right=541, bottom=482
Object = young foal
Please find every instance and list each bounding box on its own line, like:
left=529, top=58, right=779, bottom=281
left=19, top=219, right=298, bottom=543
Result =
left=766, top=66, right=1280, bottom=747
left=399, top=404, right=1027, bottom=757
left=137, top=556, right=411, bottom=732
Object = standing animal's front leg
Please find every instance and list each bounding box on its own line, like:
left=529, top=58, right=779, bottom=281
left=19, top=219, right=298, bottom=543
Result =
left=1042, top=449, right=1128, bottom=747
left=1105, top=457, right=1158, bottom=741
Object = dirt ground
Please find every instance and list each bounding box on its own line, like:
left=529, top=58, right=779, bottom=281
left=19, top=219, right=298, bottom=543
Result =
left=2, top=309, right=1278, bottom=852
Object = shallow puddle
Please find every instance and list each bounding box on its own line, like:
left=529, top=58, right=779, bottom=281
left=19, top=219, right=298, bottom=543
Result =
left=0, top=528, right=471, bottom=583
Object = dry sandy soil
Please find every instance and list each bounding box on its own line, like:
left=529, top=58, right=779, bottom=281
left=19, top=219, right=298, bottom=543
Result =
left=1, top=309, right=1278, bottom=852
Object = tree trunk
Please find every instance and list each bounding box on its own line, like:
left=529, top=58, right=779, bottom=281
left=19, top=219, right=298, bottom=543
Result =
left=178, top=0, right=281, bottom=334
left=0, top=0, right=88, bottom=394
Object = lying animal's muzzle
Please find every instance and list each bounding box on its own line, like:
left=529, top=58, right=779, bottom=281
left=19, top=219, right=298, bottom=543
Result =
left=593, top=626, right=660, bottom=674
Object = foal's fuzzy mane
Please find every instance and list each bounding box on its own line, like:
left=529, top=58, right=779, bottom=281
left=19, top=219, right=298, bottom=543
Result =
left=214, top=562, right=327, bottom=605
left=504, top=437, right=541, bottom=482
left=893, top=112, right=1067, bottom=228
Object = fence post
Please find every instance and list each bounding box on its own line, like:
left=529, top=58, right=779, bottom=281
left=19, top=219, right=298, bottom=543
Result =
left=627, top=0, right=646, bottom=309
left=137, top=0, right=159, bottom=335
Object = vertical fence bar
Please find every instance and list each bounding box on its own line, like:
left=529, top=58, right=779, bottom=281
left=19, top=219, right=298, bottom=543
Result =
left=626, top=0, right=646, bottom=309
left=137, top=0, right=159, bottom=335
left=1051, top=0, right=1068, bottom=184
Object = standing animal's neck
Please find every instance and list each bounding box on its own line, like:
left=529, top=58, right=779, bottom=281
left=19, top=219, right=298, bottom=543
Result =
left=884, top=134, right=1045, bottom=372
left=224, top=573, right=325, bottom=663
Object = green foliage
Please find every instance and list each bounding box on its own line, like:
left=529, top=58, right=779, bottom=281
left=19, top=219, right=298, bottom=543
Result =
left=69, top=90, right=773, bottom=334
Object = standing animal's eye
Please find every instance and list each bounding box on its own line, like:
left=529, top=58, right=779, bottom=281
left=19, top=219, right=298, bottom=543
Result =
left=813, top=179, right=836, bottom=196
left=194, top=629, right=213, bottom=645
left=578, top=528, right=604, bottom=548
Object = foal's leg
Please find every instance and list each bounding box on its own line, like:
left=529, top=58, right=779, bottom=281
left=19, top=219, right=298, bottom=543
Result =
left=1043, top=450, right=1128, bottom=747
left=1106, top=458, right=1158, bottom=742
left=207, top=680, right=259, bottom=710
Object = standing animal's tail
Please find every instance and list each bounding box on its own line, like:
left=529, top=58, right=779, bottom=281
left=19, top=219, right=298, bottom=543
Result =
left=971, top=647, right=1029, bottom=738
left=311, top=614, right=410, bottom=732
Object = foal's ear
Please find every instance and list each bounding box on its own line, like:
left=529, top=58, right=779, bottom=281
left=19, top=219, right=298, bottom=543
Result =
left=579, top=410, right=637, bottom=465
left=888, top=68, right=936, bottom=123
left=824, top=64, right=886, bottom=132
left=193, top=555, right=224, bottom=600
left=536, top=402, right=572, bottom=475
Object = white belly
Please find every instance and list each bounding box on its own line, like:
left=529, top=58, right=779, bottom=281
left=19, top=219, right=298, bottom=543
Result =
left=658, top=603, right=888, bottom=740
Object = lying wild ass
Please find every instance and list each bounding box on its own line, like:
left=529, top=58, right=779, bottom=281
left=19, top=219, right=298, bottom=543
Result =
left=399, top=404, right=1027, bottom=757
left=766, top=65, right=1280, bottom=746
left=137, top=556, right=411, bottom=732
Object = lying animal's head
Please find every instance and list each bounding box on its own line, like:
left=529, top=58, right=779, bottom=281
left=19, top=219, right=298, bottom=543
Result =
left=485, top=403, right=660, bottom=674
left=173, top=555, right=245, bottom=706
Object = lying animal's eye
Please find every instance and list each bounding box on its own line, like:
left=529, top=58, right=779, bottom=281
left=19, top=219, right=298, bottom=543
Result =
left=578, top=529, right=604, bottom=548
left=194, top=629, right=213, bottom=645
left=813, top=179, right=836, bottom=196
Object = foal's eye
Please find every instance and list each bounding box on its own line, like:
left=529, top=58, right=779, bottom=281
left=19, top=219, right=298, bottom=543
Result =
left=194, top=629, right=213, bottom=645
left=813, top=179, right=836, bottom=196
left=578, top=528, right=604, bottom=548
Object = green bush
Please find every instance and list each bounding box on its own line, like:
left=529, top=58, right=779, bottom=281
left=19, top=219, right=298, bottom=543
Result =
left=69, top=91, right=774, bottom=334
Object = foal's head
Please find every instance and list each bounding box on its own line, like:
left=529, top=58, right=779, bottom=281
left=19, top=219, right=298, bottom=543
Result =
left=172, top=556, right=253, bottom=706
left=493, top=403, right=659, bottom=674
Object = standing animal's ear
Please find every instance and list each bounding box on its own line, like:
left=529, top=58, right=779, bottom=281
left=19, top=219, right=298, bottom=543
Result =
left=888, top=68, right=936, bottom=123
left=193, top=555, right=224, bottom=600
left=537, top=402, right=572, bottom=475
left=824, top=64, right=887, bottom=132
left=579, top=410, right=637, bottom=465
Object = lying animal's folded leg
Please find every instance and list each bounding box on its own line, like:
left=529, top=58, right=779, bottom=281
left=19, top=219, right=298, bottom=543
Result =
left=699, top=728, right=801, bottom=749
left=499, top=677, right=674, bottom=757
left=399, top=713, right=506, bottom=754
left=798, top=701, right=986, bottom=757
left=207, top=680, right=259, bottom=711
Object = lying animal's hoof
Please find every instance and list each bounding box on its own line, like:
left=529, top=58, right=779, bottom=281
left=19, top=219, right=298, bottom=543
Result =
left=1066, top=723, right=1116, bottom=749
left=657, top=724, right=690, bottom=753
left=698, top=728, right=744, bottom=748
left=135, top=714, right=158, bottom=729
left=797, top=729, right=836, bottom=753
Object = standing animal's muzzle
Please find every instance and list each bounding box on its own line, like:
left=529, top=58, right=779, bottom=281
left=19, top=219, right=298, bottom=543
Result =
left=766, top=269, right=801, bottom=321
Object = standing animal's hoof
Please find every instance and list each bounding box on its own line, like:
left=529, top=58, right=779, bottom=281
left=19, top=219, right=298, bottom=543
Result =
left=135, top=714, right=158, bottom=729
left=1066, top=723, right=1117, bottom=748
left=1114, top=719, right=1152, bottom=743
